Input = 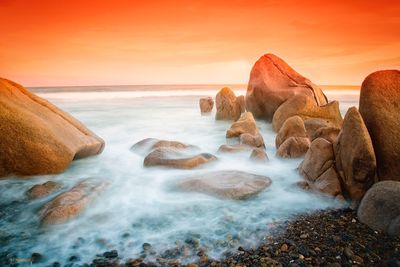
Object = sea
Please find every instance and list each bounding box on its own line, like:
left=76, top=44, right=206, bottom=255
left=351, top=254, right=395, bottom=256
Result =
left=0, top=84, right=360, bottom=265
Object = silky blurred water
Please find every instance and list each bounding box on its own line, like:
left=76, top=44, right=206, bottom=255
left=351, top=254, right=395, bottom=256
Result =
left=0, top=86, right=359, bottom=265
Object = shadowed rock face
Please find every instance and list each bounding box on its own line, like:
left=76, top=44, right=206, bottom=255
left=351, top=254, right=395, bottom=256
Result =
left=299, top=138, right=342, bottom=198
left=359, top=70, right=400, bottom=181
left=334, top=107, right=376, bottom=201
left=272, top=94, right=342, bottom=132
left=26, top=181, right=61, bottom=200
left=277, top=137, right=310, bottom=158
left=176, top=170, right=272, bottom=199
left=39, top=178, right=108, bottom=225
left=215, top=87, right=242, bottom=121
left=0, top=78, right=105, bottom=177
left=246, top=54, right=327, bottom=121
left=143, top=147, right=217, bottom=169
left=358, top=181, right=400, bottom=236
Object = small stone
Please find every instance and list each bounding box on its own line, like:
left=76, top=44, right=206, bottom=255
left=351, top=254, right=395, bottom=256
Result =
left=351, top=255, right=364, bottom=264
left=103, top=250, right=118, bottom=259
left=142, top=243, right=152, bottom=251
left=299, top=254, right=304, bottom=260
left=300, top=233, right=309, bottom=239
left=281, top=243, right=288, bottom=252
left=344, top=247, right=354, bottom=258
left=200, top=255, right=207, bottom=264
left=31, top=252, right=43, bottom=263
left=187, top=264, right=199, bottom=267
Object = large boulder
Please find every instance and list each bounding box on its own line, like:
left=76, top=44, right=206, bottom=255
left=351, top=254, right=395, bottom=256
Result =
left=176, top=170, right=272, bottom=199
left=26, top=181, right=61, bottom=200
left=245, top=54, right=327, bottom=121
left=39, top=178, right=108, bottom=225
left=0, top=78, right=104, bottom=177
left=131, top=138, right=197, bottom=155
left=311, top=126, right=340, bottom=143
left=215, top=87, right=241, bottom=121
left=143, top=148, right=217, bottom=169
left=199, top=97, right=214, bottom=113
left=299, top=138, right=342, bottom=198
left=333, top=107, right=376, bottom=201
left=272, top=94, right=342, bottom=132
left=359, top=70, right=400, bottom=181
left=358, top=181, right=400, bottom=236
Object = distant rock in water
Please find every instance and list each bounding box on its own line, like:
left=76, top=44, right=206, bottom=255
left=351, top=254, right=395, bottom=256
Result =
left=358, top=181, right=400, bottom=236
left=236, top=95, right=246, bottom=113
left=359, top=70, right=400, bottom=181
left=199, top=96, right=214, bottom=113
left=26, top=181, right=61, bottom=200
left=39, top=178, right=108, bottom=225
left=272, top=94, right=343, bottom=132
left=0, top=78, right=105, bottom=177
left=130, top=138, right=198, bottom=155
left=246, top=53, right=327, bottom=121
left=176, top=170, right=272, bottom=199
left=333, top=107, right=376, bottom=201
left=215, top=87, right=242, bottom=121
left=143, top=147, right=217, bottom=169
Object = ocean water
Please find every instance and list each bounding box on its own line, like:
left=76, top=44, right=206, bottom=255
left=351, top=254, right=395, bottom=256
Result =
left=0, top=86, right=360, bottom=265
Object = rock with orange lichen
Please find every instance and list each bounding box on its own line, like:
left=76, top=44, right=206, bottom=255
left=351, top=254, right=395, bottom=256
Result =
left=246, top=53, right=327, bottom=121
left=0, top=78, right=104, bottom=177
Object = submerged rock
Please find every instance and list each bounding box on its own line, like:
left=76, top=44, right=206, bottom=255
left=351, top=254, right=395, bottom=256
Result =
left=217, top=144, right=252, bottom=154
left=39, top=178, right=108, bottom=225
left=333, top=107, right=376, bottom=201
left=144, top=148, right=217, bottom=169
left=131, top=138, right=197, bottom=155
left=245, top=53, right=327, bottom=121
left=26, top=181, right=60, bottom=200
left=358, top=181, right=400, bottom=236
left=199, top=97, right=214, bottom=113
left=250, top=148, right=269, bottom=162
left=176, top=170, right=272, bottom=199
left=272, top=94, right=342, bottom=132
left=359, top=70, right=400, bottom=181
left=0, top=78, right=105, bottom=177
left=215, top=87, right=242, bottom=121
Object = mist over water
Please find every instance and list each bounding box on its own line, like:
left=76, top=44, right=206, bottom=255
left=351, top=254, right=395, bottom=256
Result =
left=0, top=87, right=359, bottom=265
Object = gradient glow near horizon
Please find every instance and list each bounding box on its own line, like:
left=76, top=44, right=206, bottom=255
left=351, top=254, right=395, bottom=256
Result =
left=1, top=0, right=399, bottom=87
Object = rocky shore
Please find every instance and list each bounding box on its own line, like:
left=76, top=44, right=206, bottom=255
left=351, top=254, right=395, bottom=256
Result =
left=74, top=208, right=398, bottom=267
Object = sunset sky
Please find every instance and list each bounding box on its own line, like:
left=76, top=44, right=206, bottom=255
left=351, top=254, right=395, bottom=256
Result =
left=1, top=0, right=399, bottom=87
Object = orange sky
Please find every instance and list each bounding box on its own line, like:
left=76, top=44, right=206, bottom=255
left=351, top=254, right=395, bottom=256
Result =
left=1, top=0, right=399, bottom=86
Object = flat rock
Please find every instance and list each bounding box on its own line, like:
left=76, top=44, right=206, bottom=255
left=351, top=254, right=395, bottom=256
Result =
left=217, top=144, right=252, bottom=154
left=0, top=78, right=104, bottom=177
left=26, top=181, right=60, bottom=200
left=333, top=107, right=376, bottom=201
left=144, top=147, right=217, bottom=169
left=245, top=53, right=327, bottom=121
left=39, top=178, right=108, bottom=225
left=359, top=70, right=400, bottom=181
left=176, top=170, right=272, bottom=199
left=131, top=138, right=197, bottom=155
left=272, top=94, right=342, bottom=132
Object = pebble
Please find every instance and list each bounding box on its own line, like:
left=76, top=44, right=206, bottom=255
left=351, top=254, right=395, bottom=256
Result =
left=300, top=233, right=308, bottom=239
left=280, top=243, right=288, bottom=252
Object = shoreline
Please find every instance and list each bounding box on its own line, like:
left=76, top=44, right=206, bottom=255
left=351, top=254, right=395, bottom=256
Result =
left=77, top=208, right=399, bottom=267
